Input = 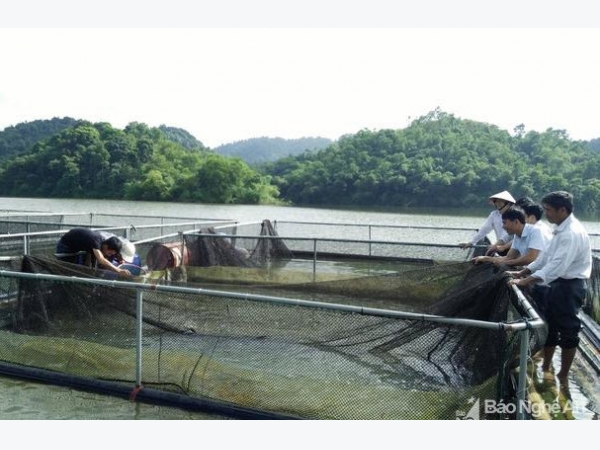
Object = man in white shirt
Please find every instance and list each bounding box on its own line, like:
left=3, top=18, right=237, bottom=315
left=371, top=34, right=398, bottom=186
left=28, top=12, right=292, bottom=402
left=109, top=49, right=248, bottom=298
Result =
left=522, top=201, right=554, bottom=243
left=472, top=205, right=551, bottom=267
left=508, top=191, right=592, bottom=385
left=459, top=190, right=515, bottom=254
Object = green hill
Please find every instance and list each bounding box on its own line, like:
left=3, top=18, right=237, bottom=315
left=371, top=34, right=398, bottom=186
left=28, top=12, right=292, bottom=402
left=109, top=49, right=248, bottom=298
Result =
left=0, top=117, right=80, bottom=162
left=158, top=125, right=206, bottom=150
left=213, top=136, right=332, bottom=165
left=0, top=121, right=280, bottom=205
left=2, top=110, right=600, bottom=212
left=263, top=109, right=600, bottom=213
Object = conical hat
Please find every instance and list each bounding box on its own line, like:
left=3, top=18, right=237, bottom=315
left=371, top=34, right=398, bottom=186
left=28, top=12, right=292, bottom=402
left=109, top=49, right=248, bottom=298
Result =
left=489, top=190, right=516, bottom=204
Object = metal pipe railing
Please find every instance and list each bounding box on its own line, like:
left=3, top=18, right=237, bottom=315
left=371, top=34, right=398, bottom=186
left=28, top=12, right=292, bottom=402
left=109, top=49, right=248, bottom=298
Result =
left=0, top=268, right=544, bottom=332
left=0, top=264, right=547, bottom=420
left=274, top=219, right=480, bottom=233
left=510, top=283, right=545, bottom=420
left=135, top=290, right=143, bottom=387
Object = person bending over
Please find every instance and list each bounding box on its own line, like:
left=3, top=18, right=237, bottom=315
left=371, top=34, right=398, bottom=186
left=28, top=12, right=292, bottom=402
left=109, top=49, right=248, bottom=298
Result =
left=472, top=205, right=551, bottom=268
left=56, top=227, right=132, bottom=277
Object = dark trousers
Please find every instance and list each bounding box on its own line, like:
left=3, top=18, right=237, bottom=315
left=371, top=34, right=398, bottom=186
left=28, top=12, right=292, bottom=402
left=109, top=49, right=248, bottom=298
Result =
left=533, top=278, right=586, bottom=349
left=55, top=243, right=88, bottom=265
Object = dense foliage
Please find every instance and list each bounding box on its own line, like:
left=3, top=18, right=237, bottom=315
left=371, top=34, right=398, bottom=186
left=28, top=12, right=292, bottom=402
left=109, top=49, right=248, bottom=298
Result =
left=0, top=121, right=281, bottom=204
left=213, top=136, right=331, bottom=165
left=2, top=110, right=599, bottom=212
left=264, top=109, right=600, bottom=214
left=0, top=117, right=79, bottom=162
left=158, top=125, right=206, bottom=150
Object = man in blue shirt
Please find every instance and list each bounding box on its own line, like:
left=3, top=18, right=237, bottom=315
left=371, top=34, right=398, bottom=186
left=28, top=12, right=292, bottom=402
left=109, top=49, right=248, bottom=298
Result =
left=472, top=205, right=551, bottom=268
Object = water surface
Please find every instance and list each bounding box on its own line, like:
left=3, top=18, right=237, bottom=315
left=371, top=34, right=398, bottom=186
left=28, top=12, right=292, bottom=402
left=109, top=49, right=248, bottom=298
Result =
left=1, top=197, right=598, bottom=420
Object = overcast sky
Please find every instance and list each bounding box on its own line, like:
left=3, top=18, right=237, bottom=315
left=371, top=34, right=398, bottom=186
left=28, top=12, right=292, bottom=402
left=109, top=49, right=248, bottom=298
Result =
left=1, top=5, right=599, bottom=148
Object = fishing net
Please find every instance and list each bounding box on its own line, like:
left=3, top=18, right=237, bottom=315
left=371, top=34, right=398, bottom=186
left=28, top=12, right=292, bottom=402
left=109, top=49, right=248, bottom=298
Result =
left=0, top=238, right=546, bottom=420
left=585, top=255, right=600, bottom=322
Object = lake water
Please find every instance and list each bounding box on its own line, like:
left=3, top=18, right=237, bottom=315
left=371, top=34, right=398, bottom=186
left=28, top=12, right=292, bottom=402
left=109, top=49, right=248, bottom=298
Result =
left=0, top=197, right=598, bottom=420
left=2, top=196, right=599, bottom=234
left=1, top=196, right=486, bottom=227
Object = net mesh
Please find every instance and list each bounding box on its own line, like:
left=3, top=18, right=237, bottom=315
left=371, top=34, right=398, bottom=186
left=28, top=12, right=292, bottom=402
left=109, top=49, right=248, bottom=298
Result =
left=1, top=215, right=598, bottom=419
left=0, top=245, right=544, bottom=419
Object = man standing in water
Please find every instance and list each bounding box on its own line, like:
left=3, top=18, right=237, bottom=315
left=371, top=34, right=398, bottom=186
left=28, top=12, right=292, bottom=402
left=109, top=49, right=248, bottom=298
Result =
left=508, top=191, right=592, bottom=385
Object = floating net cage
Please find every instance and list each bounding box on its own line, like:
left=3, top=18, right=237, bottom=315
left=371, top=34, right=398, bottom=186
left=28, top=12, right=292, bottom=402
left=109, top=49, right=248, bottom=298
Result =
left=0, top=218, right=558, bottom=420
left=0, top=211, right=237, bottom=259
left=0, top=211, right=235, bottom=234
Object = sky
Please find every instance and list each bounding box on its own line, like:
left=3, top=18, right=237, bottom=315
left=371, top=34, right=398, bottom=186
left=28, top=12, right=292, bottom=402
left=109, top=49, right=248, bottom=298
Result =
left=1, top=4, right=600, bottom=149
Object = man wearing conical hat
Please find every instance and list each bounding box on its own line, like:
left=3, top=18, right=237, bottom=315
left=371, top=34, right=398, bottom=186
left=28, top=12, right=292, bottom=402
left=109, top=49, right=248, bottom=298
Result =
left=459, top=190, right=516, bottom=254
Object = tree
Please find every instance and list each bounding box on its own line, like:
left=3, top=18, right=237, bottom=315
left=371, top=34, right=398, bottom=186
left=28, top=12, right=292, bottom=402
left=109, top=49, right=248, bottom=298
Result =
left=262, top=109, right=600, bottom=212
left=179, top=155, right=274, bottom=204
left=0, top=121, right=282, bottom=205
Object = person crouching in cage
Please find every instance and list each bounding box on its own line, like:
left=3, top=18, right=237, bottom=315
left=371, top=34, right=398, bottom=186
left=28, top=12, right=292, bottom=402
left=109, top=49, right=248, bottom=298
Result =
left=55, top=227, right=132, bottom=277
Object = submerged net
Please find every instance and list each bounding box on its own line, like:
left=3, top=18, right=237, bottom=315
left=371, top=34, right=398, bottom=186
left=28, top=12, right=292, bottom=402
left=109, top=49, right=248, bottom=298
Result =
left=0, top=246, right=545, bottom=419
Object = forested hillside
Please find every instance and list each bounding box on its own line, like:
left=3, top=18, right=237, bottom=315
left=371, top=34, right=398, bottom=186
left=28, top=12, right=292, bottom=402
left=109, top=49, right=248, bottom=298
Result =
left=264, top=109, right=600, bottom=214
left=158, top=125, right=206, bottom=150
left=0, top=117, right=80, bottom=162
left=213, top=136, right=331, bottom=165
left=2, top=110, right=600, bottom=212
left=0, top=121, right=280, bottom=204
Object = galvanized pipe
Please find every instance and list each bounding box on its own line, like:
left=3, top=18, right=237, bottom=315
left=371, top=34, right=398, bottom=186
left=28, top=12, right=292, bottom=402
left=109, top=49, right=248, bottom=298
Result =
left=0, top=269, right=545, bottom=331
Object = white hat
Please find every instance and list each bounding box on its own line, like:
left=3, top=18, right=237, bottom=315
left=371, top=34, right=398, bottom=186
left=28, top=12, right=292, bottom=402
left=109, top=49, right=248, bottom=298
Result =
left=118, top=238, right=136, bottom=263
left=489, top=190, right=516, bottom=204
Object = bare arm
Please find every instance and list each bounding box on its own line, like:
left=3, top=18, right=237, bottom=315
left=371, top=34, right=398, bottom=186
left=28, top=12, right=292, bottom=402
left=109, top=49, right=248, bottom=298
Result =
left=92, top=249, right=131, bottom=276
left=501, top=248, right=541, bottom=268
left=507, top=267, right=543, bottom=288
left=508, top=267, right=541, bottom=287
left=472, top=248, right=518, bottom=266
left=487, top=240, right=511, bottom=255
